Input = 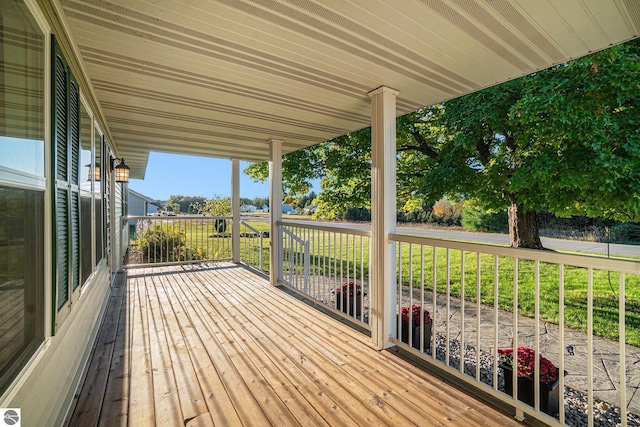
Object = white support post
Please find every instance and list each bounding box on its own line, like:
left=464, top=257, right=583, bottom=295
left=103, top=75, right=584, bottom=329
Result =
left=269, top=139, right=283, bottom=286
left=368, top=86, right=399, bottom=350
left=231, top=159, right=240, bottom=263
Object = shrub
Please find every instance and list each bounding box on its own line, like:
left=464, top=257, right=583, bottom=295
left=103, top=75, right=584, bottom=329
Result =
left=135, top=223, right=205, bottom=262
left=610, top=223, right=640, bottom=243
left=462, top=204, right=507, bottom=232
left=214, top=218, right=227, bottom=233
left=341, top=207, right=371, bottom=222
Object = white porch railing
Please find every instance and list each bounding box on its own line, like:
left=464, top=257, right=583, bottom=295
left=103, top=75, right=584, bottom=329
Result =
left=239, top=219, right=268, bottom=272
left=278, top=221, right=371, bottom=328
left=391, top=233, right=640, bottom=427
left=124, top=215, right=232, bottom=267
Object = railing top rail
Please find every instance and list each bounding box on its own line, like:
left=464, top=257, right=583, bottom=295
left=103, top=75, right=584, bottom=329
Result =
left=125, top=215, right=232, bottom=220
left=390, top=233, right=640, bottom=274
left=278, top=220, right=372, bottom=237
left=240, top=220, right=264, bottom=234
left=282, top=226, right=307, bottom=245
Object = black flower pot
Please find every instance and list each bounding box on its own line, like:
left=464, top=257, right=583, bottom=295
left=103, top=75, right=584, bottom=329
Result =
left=501, top=363, right=560, bottom=416
left=335, top=294, right=362, bottom=317
left=400, top=320, right=432, bottom=351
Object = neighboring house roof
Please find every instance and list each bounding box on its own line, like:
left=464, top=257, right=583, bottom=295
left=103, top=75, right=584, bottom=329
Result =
left=303, top=204, right=318, bottom=214
left=129, top=189, right=157, bottom=204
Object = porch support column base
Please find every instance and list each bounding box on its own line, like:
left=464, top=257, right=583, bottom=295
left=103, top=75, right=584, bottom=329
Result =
left=368, top=86, right=399, bottom=350
left=269, top=139, right=283, bottom=286
left=231, top=159, right=241, bottom=263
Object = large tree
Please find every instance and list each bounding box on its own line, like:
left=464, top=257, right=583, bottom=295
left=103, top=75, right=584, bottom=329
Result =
left=245, top=39, right=640, bottom=249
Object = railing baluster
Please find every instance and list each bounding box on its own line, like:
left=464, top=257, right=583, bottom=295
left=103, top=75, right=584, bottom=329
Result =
left=353, top=234, right=357, bottom=318
left=446, top=248, right=450, bottom=367
left=398, top=242, right=403, bottom=342
left=587, top=267, right=594, bottom=427
left=513, top=258, right=519, bottom=418
left=333, top=232, right=337, bottom=309
left=409, top=243, right=414, bottom=348
left=619, top=272, right=627, bottom=427
left=559, top=264, right=565, bottom=426
left=534, top=260, right=540, bottom=412
left=420, top=245, right=425, bottom=352
left=493, top=255, right=499, bottom=391
left=476, top=252, right=481, bottom=382
left=432, top=246, right=437, bottom=358
left=361, top=236, right=365, bottom=321
left=460, top=249, right=465, bottom=375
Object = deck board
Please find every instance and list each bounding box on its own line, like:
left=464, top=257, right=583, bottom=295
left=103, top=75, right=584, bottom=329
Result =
left=67, top=263, right=522, bottom=426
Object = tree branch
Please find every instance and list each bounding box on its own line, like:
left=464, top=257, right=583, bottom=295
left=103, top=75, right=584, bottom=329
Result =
left=402, top=125, right=439, bottom=159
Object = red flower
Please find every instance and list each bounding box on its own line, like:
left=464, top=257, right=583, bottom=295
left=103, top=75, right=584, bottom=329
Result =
left=335, top=281, right=362, bottom=297
left=498, top=347, right=558, bottom=385
left=401, top=304, right=432, bottom=325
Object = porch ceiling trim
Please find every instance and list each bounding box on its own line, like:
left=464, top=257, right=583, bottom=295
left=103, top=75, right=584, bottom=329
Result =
left=58, top=0, right=639, bottom=179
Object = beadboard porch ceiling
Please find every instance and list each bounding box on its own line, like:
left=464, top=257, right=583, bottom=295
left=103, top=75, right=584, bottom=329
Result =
left=59, top=0, right=639, bottom=178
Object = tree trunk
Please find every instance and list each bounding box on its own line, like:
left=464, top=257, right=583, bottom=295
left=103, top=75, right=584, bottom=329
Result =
left=508, top=201, right=543, bottom=249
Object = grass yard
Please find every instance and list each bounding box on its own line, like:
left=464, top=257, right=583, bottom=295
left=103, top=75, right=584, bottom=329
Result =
left=394, top=246, right=640, bottom=346
left=297, top=231, right=640, bottom=346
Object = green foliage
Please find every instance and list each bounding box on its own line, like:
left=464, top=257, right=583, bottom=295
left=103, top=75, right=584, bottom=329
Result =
left=244, top=147, right=325, bottom=199
left=167, top=195, right=207, bottom=214
left=610, top=223, right=640, bottom=244
left=297, top=191, right=317, bottom=209
left=508, top=40, right=640, bottom=221
left=202, top=194, right=231, bottom=216
left=462, top=203, right=508, bottom=232
left=135, top=224, right=206, bottom=262
left=341, top=207, right=371, bottom=222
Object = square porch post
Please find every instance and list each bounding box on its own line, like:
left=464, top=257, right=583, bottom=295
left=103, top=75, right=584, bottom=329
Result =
left=231, top=158, right=240, bottom=263
left=368, top=86, right=398, bottom=350
left=269, top=139, right=283, bottom=286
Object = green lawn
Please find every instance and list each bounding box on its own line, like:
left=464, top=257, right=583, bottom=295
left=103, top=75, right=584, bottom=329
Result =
left=394, top=246, right=640, bottom=346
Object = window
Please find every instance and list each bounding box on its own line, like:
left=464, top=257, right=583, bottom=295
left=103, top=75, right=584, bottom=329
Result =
left=0, top=1, right=45, bottom=179
left=94, top=129, right=103, bottom=265
left=79, top=101, right=93, bottom=286
left=0, top=0, right=45, bottom=395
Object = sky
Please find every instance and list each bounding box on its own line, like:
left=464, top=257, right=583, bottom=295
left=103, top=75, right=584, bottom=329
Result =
left=128, top=152, right=319, bottom=202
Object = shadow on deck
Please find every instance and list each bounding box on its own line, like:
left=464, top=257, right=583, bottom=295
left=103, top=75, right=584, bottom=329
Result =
left=66, top=263, right=521, bottom=426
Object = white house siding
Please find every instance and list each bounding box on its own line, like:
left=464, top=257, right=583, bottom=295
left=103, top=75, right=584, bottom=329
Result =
left=5, top=267, right=111, bottom=426
left=0, top=2, right=119, bottom=425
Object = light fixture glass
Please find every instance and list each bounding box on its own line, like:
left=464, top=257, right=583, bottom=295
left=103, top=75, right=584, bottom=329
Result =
left=112, top=158, right=130, bottom=183
left=86, top=163, right=100, bottom=181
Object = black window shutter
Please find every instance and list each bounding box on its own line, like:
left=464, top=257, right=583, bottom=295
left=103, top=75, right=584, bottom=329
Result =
left=70, top=78, right=80, bottom=291
left=53, top=49, right=70, bottom=311
left=52, top=36, right=81, bottom=320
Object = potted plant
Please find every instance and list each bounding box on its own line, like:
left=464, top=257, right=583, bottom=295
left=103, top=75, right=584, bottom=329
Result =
left=400, top=304, right=432, bottom=351
left=498, top=347, right=560, bottom=415
left=335, top=281, right=362, bottom=316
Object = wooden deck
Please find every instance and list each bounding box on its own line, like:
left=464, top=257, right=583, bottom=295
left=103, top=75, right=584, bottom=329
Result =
left=67, top=263, right=522, bottom=426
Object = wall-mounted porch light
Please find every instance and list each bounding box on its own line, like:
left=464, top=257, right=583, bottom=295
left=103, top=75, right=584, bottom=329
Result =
left=110, top=157, right=130, bottom=183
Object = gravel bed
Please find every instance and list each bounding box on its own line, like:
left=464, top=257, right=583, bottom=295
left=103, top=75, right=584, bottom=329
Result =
left=422, top=333, right=640, bottom=427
